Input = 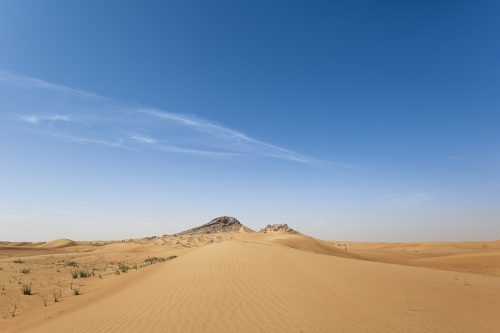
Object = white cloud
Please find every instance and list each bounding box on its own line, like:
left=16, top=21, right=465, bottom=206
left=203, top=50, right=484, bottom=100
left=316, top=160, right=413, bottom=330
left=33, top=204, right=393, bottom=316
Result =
left=3, top=69, right=358, bottom=169
left=0, top=69, right=101, bottom=99
left=41, top=132, right=131, bottom=150
left=156, top=144, right=240, bottom=157
left=130, top=134, right=157, bottom=145
left=18, top=114, right=72, bottom=124
left=140, top=109, right=321, bottom=164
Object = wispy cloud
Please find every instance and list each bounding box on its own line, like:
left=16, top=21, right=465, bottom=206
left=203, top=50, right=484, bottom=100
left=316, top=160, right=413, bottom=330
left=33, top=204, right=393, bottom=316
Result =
left=0, top=69, right=101, bottom=99
left=139, top=108, right=320, bottom=164
left=155, top=144, right=240, bottom=157
left=18, top=114, right=72, bottom=124
left=1, top=70, right=356, bottom=169
left=130, top=134, right=157, bottom=145
left=41, top=132, right=131, bottom=150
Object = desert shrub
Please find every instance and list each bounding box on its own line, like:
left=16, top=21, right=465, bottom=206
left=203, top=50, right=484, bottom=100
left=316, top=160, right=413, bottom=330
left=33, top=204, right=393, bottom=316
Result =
left=70, top=269, right=79, bottom=279
left=53, top=288, right=62, bottom=302
left=143, top=256, right=177, bottom=266
left=79, top=270, right=92, bottom=278
left=21, top=283, right=32, bottom=295
left=65, top=261, right=78, bottom=267
left=144, top=257, right=163, bottom=264
left=20, top=267, right=30, bottom=274
left=70, top=269, right=92, bottom=279
left=118, top=263, right=130, bottom=273
left=13, top=259, right=24, bottom=264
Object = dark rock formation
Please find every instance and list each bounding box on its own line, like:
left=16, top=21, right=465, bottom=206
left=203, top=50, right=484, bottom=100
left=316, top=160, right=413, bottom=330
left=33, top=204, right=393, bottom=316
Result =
left=259, top=224, right=300, bottom=234
left=175, top=216, right=243, bottom=236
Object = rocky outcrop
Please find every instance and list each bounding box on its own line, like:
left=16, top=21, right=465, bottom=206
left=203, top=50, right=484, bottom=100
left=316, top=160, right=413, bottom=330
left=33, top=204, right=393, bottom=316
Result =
left=259, top=224, right=300, bottom=234
left=175, top=216, right=243, bottom=236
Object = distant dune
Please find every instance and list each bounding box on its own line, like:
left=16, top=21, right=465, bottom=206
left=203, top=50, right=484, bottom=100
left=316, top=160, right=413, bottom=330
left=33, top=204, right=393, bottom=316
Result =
left=347, top=240, right=500, bottom=276
left=264, top=233, right=365, bottom=260
left=38, top=239, right=78, bottom=249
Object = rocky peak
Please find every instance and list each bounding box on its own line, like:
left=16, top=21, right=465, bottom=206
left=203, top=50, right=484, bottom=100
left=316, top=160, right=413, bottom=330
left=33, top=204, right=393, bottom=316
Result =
left=175, top=216, right=242, bottom=236
left=260, top=224, right=300, bottom=234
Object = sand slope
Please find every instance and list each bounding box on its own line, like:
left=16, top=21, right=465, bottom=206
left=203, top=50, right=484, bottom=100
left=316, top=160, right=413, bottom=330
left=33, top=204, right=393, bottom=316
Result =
left=265, top=233, right=365, bottom=260
left=38, top=239, right=78, bottom=248
left=347, top=240, right=500, bottom=276
left=21, top=238, right=500, bottom=333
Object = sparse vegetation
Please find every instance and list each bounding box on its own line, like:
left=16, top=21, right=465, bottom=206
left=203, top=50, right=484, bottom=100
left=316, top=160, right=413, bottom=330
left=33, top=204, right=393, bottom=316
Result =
left=118, top=263, right=130, bottom=273
left=144, top=255, right=177, bottom=265
left=80, top=269, right=92, bottom=278
left=70, top=269, right=92, bottom=279
left=22, top=282, right=32, bottom=295
left=72, top=287, right=81, bottom=296
left=144, top=256, right=163, bottom=264
left=0, top=241, right=181, bottom=323
left=11, top=303, right=17, bottom=317
left=65, top=260, right=78, bottom=267
left=1, top=310, right=8, bottom=320
left=53, top=288, right=62, bottom=302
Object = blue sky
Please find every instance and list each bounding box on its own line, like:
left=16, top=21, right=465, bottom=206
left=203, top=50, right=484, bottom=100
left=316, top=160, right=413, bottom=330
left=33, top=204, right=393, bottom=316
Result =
left=1, top=1, right=499, bottom=241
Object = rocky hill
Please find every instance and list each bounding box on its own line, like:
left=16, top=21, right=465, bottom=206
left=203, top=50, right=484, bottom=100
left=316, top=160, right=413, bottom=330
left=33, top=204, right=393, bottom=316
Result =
left=260, top=224, right=300, bottom=234
left=175, top=216, right=244, bottom=236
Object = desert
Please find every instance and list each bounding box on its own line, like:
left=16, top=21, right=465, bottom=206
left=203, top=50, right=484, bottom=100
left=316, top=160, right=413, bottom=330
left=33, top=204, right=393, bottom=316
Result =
left=2, top=1, right=500, bottom=332
left=1, top=217, right=499, bottom=332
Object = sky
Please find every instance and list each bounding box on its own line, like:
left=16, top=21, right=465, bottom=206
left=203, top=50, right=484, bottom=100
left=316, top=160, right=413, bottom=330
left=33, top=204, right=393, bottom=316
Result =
left=0, top=0, right=499, bottom=242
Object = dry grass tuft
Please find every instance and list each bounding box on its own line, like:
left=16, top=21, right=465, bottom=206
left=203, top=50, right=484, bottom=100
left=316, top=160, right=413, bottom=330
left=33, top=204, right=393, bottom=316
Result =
left=22, top=282, right=32, bottom=295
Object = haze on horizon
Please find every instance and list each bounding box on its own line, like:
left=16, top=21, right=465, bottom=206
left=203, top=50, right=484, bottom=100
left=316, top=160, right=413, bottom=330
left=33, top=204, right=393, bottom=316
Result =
left=1, top=0, right=499, bottom=242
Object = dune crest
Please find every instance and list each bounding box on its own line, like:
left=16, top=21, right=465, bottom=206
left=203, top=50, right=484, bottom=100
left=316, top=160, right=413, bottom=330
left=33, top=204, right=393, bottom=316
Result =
left=38, top=238, right=78, bottom=248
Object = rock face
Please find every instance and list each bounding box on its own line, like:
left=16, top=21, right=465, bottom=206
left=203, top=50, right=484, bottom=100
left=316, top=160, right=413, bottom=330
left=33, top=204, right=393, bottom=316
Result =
left=260, top=224, right=300, bottom=234
left=175, top=216, right=243, bottom=236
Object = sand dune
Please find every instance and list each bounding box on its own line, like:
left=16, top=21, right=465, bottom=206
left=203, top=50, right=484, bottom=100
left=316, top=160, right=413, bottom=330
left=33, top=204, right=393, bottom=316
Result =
left=264, top=233, right=365, bottom=260
left=1, top=222, right=500, bottom=332
left=14, top=238, right=500, bottom=333
left=347, top=240, right=500, bottom=276
left=38, top=239, right=78, bottom=248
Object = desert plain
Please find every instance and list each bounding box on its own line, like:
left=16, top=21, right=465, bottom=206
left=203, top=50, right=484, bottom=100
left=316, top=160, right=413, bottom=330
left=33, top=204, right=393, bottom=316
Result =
left=1, top=217, right=500, bottom=332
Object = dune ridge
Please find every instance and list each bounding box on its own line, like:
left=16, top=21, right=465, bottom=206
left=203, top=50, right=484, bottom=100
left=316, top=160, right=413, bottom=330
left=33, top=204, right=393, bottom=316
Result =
left=38, top=239, right=78, bottom=248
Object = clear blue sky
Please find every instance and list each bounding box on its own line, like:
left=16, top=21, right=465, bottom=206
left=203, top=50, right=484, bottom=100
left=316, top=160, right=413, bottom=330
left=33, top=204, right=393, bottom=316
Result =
left=1, top=0, right=499, bottom=241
